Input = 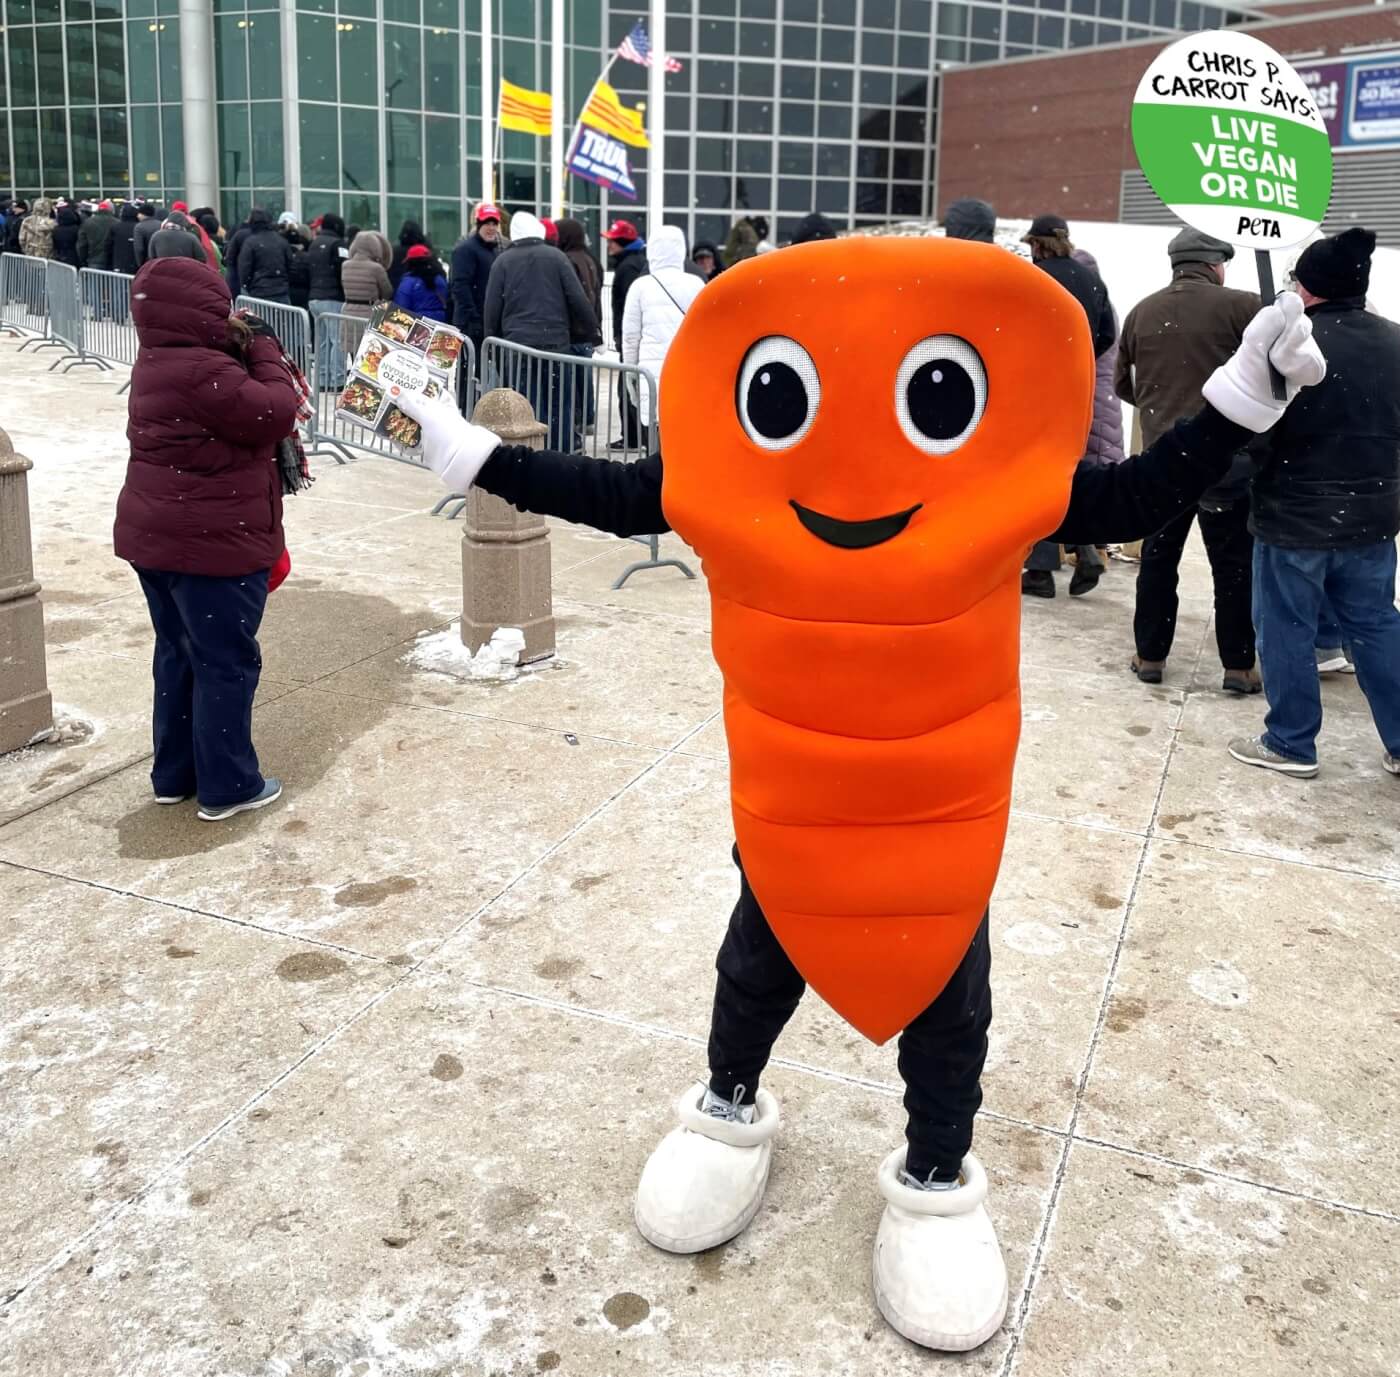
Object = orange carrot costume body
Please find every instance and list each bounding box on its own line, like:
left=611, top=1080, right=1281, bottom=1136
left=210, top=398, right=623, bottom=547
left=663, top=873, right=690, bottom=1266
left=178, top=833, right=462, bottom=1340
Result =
left=660, top=238, right=1094, bottom=1044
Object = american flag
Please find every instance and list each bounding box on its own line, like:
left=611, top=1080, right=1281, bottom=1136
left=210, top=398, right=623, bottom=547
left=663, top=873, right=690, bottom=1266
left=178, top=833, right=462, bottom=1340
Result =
left=617, top=20, right=683, bottom=73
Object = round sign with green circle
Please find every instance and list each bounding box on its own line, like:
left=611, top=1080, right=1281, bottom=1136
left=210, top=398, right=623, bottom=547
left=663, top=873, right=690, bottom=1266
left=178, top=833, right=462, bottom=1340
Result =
left=1132, top=30, right=1332, bottom=250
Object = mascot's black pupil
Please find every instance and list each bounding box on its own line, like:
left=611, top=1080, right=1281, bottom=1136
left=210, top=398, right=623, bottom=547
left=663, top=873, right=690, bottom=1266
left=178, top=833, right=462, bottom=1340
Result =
left=746, top=363, right=808, bottom=439
left=906, top=359, right=975, bottom=440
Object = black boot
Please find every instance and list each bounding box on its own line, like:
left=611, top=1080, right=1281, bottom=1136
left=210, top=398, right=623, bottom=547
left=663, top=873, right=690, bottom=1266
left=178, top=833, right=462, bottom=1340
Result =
left=1021, top=570, right=1055, bottom=599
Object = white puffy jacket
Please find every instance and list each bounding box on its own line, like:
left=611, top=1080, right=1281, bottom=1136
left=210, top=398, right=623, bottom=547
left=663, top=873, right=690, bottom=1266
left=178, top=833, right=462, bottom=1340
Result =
left=621, top=225, right=705, bottom=426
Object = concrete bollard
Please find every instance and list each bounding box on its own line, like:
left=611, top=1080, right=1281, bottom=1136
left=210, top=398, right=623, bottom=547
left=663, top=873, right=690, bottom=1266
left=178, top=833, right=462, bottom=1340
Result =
left=462, top=388, right=556, bottom=665
left=0, top=425, right=54, bottom=753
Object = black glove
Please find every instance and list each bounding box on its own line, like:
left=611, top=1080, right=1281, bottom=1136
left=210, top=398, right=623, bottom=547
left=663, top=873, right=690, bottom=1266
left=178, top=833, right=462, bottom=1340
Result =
left=236, top=309, right=278, bottom=341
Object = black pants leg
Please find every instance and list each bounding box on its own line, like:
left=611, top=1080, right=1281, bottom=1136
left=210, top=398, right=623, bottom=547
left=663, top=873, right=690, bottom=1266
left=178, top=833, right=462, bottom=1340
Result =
left=1024, top=539, right=1061, bottom=573
left=619, top=372, right=642, bottom=447
left=135, top=567, right=269, bottom=809
left=1197, top=500, right=1256, bottom=671
left=1133, top=507, right=1195, bottom=662
left=707, top=850, right=991, bottom=1182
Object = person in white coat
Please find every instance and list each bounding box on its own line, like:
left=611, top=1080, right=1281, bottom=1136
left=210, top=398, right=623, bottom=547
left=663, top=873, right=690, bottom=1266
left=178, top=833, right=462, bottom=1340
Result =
left=622, top=225, right=705, bottom=428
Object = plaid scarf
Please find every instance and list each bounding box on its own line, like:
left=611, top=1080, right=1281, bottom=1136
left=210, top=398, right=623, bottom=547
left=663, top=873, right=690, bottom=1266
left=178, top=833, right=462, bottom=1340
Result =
left=234, top=308, right=314, bottom=496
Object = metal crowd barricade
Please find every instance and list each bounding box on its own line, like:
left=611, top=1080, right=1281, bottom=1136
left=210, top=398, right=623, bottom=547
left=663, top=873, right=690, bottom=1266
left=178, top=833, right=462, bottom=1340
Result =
left=79, top=268, right=138, bottom=382
left=235, top=294, right=313, bottom=401
left=303, top=309, right=477, bottom=468
left=0, top=252, right=58, bottom=349
left=477, top=337, right=696, bottom=588
left=44, top=260, right=110, bottom=374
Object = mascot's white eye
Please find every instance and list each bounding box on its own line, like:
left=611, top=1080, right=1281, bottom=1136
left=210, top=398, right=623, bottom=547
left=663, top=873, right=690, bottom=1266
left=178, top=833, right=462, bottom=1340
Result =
left=737, top=335, right=820, bottom=450
left=895, top=335, right=987, bottom=455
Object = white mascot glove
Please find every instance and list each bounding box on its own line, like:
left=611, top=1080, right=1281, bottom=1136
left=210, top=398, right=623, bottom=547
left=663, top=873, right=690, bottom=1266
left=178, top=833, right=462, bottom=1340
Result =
left=389, top=385, right=501, bottom=492
left=1202, top=290, right=1327, bottom=433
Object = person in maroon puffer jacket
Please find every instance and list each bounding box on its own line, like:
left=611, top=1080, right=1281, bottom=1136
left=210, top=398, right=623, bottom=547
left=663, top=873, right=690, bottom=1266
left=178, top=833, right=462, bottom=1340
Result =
left=114, top=257, right=299, bottom=821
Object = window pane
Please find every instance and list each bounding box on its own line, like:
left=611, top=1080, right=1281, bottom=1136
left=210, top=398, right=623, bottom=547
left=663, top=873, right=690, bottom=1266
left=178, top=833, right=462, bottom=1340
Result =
left=698, top=138, right=733, bottom=172
left=425, top=200, right=458, bottom=252
left=68, top=108, right=97, bottom=186
left=425, top=33, right=458, bottom=112
left=779, top=104, right=813, bottom=136
left=821, top=28, right=854, bottom=62
left=779, top=143, right=812, bottom=176
left=864, top=0, right=895, bottom=22
left=424, top=0, right=455, bottom=23
left=130, top=105, right=161, bottom=189
left=338, top=19, right=375, bottom=100
left=972, top=7, right=1000, bottom=39
left=424, top=115, right=458, bottom=197
left=219, top=104, right=252, bottom=186
left=1006, top=10, right=1034, bottom=45
left=738, top=61, right=770, bottom=97
left=694, top=174, right=729, bottom=207
left=821, top=68, right=852, bottom=101
left=862, top=29, right=894, bottom=65
left=894, top=109, right=926, bottom=141
left=856, top=146, right=888, bottom=179
left=301, top=102, right=338, bottom=187
left=814, top=180, right=847, bottom=214
left=216, top=16, right=249, bottom=101
left=251, top=101, right=283, bottom=187
left=783, top=25, right=815, bottom=60
left=157, top=20, right=181, bottom=103
left=898, top=33, right=929, bottom=68
left=856, top=181, right=888, bottom=215
left=823, top=0, right=857, bottom=20
left=299, top=14, right=336, bottom=103
left=100, top=105, right=129, bottom=189
left=819, top=105, right=851, bottom=139
left=13, top=110, right=40, bottom=188
left=735, top=139, right=767, bottom=174
left=737, top=20, right=774, bottom=56
left=781, top=67, right=814, bottom=100
left=697, top=17, right=734, bottom=53
left=160, top=103, right=181, bottom=188
left=341, top=104, right=378, bottom=192
left=816, top=142, right=847, bottom=175
left=892, top=184, right=922, bottom=216
left=386, top=112, right=422, bottom=195
left=859, top=109, right=891, bottom=139
left=67, top=24, right=97, bottom=104
left=698, top=59, right=733, bottom=95
left=248, top=17, right=280, bottom=100
left=697, top=97, right=733, bottom=133
left=7, top=0, right=34, bottom=20
left=778, top=178, right=809, bottom=211
left=892, top=148, right=924, bottom=180
left=664, top=172, right=688, bottom=205
left=737, top=100, right=773, bottom=135
left=1036, top=15, right=1063, bottom=46
left=385, top=24, right=421, bottom=109
left=9, top=28, right=38, bottom=108
left=383, top=0, right=418, bottom=21
left=36, top=25, right=67, bottom=100
left=40, top=109, right=68, bottom=190
left=901, top=0, right=933, bottom=27
left=861, top=69, right=892, bottom=104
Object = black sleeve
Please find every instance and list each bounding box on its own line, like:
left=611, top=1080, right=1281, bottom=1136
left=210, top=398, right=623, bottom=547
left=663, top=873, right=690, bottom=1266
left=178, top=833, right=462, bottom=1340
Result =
left=1094, top=286, right=1116, bottom=358
left=474, top=447, right=669, bottom=537
left=1050, top=404, right=1251, bottom=545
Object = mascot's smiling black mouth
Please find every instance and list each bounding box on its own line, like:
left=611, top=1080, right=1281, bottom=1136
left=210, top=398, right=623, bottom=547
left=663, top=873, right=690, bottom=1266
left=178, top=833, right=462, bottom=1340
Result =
left=789, top=500, right=923, bottom=550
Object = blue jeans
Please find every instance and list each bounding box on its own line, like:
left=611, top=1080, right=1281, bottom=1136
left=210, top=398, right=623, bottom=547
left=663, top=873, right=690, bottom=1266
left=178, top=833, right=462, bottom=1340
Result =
left=309, top=297, right=344, bottom=390
left=1254, top=541, right=1400, bottom=764
left=135, top=567, right=270, bottom=808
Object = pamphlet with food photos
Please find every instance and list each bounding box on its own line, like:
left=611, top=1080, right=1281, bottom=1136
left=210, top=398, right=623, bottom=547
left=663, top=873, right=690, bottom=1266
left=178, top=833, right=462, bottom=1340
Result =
left=335, top=305, right=465, bottom=454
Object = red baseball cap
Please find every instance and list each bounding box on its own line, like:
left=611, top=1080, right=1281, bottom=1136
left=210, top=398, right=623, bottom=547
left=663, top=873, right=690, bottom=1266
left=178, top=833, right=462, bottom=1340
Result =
left=475, top=202, right=500, bottom=223
left=98, top=199, right=114, bottom=211
left=171, top=200, right=188, bottom=212
left=405, top=244, right=433, bottom=261
left=603, top=219, right=639, bottom=242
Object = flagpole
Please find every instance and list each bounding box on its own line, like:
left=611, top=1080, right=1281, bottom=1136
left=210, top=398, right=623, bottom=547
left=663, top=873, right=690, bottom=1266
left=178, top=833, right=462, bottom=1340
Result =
left=647, top=0, right=665, bottom=238
left=550, top=0, right=565, bottom=218
left=481, top=0, right=495, bottom=202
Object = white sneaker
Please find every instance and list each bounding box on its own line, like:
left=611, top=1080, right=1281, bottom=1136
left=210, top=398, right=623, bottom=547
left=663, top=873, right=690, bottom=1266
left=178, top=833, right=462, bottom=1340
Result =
left=1316, top=649, right=1356, bottom=675
left=634, top=1084, right=781, bottom=1254
left=1384, top=752, right=1400, bottom=776
left=873, top=1148, right=1009, bottom=1352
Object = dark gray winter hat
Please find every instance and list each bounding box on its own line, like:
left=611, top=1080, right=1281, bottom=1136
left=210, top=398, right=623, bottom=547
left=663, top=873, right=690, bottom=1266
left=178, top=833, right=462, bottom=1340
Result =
left=1168, top=227, right=1235, bottom=268
left=943, top=198, right=996, bottom=243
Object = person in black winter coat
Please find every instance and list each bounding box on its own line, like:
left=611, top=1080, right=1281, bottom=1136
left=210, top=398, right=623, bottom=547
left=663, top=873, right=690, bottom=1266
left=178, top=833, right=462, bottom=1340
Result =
left=52, top=206, right=82, bottom=268
left=305, top=213, right=346, bottom=304
left=691, top=240, right=723, bottom=280
left=133, top=204, right=161, bottom=266
left=483, top=211, right=597, bottom=450
left=4, top=202, right=28, bottom=256
left=1020, top=214, right=1118, bottom=598
left=147, top=212, right=208, bottom=262
left=390, top=219, right=436, bottom=291
left=790, top=212, right=839, bottom=245
left=77, top=202, right=116, bottom=269
left=448, top=204, right=502, bottom=347
left=110, top=202, right=142, bottom=274
left=237, top=208, right=294, bottom=304
left=1229, top=227, right=1400, bottom=780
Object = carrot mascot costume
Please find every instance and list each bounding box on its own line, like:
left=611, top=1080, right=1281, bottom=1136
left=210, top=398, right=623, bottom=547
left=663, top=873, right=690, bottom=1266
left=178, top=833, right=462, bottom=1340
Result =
left=392, top=235, right=1324, bottom=1352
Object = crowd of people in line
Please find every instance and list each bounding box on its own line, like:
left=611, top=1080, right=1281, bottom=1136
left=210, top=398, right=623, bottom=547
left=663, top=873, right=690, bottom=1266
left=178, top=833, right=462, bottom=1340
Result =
left=5, top=186, right=1396, bottom=808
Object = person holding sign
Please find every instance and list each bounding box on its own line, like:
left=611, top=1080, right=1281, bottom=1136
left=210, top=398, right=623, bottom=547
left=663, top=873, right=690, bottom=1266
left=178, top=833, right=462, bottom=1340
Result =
left=1228, top=227, right=1400, bottom=779
left=390, top=235, right=1324, bottom=1352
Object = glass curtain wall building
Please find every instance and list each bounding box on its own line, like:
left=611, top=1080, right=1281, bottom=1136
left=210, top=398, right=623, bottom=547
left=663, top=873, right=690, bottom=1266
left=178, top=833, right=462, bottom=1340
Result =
left=3, top=0, right=1257, bottom=245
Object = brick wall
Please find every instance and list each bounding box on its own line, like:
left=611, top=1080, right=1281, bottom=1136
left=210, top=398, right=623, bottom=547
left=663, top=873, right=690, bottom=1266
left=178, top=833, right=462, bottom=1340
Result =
left=936, top=6, right=1400, bottom=222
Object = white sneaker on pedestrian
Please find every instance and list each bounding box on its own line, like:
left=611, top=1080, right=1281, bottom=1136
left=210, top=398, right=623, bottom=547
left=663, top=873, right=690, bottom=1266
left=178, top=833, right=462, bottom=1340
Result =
left=1316, top=648, right=1356, bottom=675
left=1384, top=753, right=1400, bottom=776
left=197, top=778, right=283, bottom=822
left=153, top=793, right=191, bottom=805
left=634, top=1083, right=780, bottom=1254
left=873, top=1148, right=1008, bottom=1352
left=1228, top=736, right=1319, bottom=778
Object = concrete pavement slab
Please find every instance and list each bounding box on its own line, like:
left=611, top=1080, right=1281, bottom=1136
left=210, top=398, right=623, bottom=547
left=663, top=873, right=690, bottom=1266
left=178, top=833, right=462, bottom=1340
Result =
left=1081, top=839, right=1400, bottom=1214
left=1015, top=1140, right=1400, bottom=1377
left=0, top=977, right=1058, bottom=1375
left=0, top=862, right=398, bottom=1300
left=0, top=687, right=658, bottom=956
